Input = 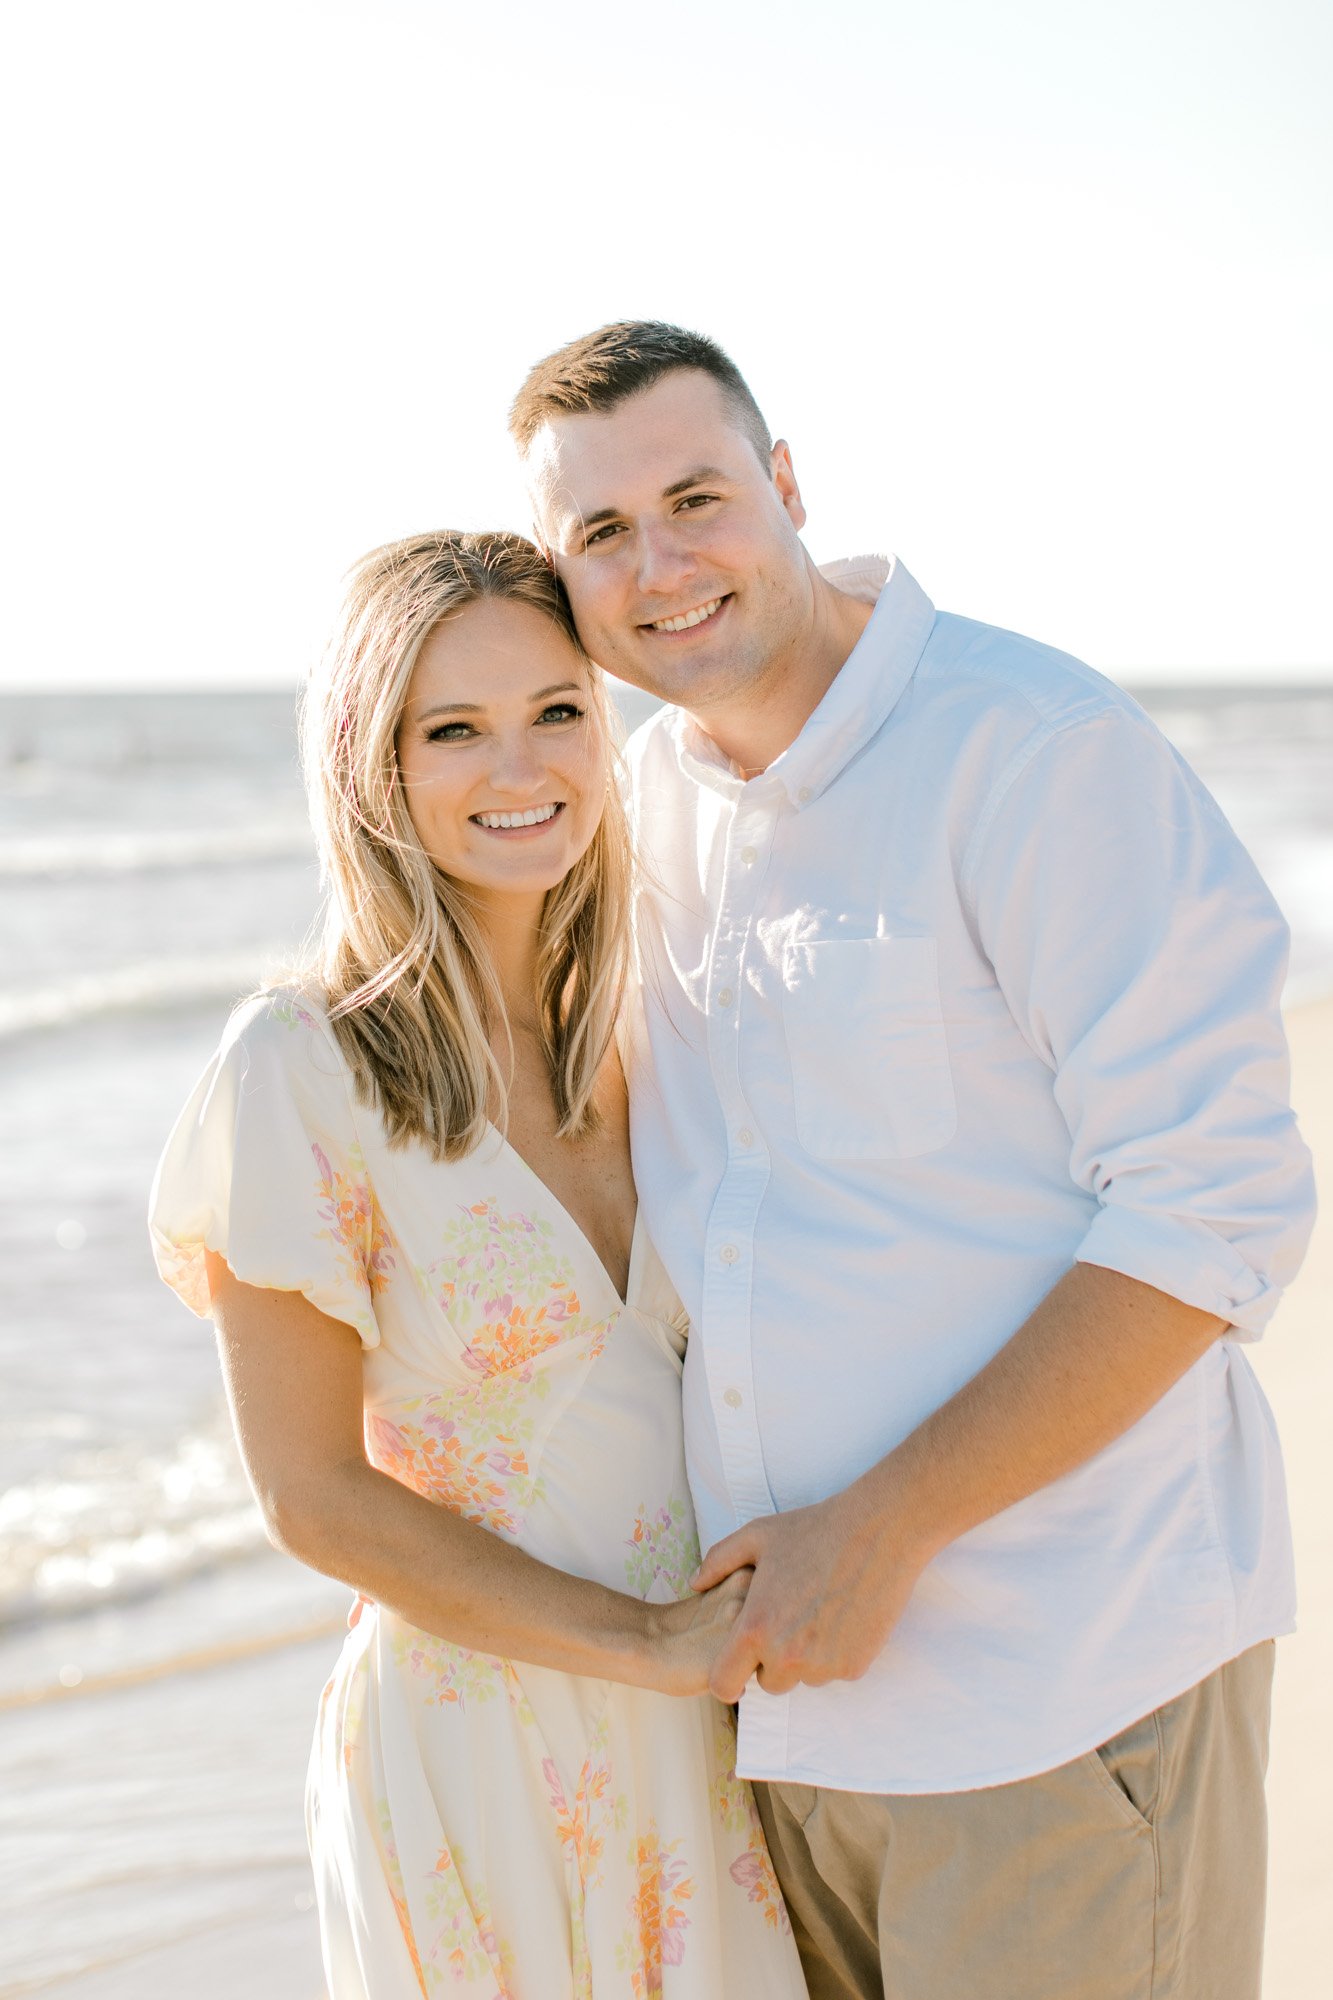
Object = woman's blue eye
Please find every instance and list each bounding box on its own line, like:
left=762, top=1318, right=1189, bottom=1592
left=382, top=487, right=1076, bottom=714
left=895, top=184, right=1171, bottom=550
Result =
left=426, top=721, right=475, bottom=742
left=539, top=704, right=583, bottom=725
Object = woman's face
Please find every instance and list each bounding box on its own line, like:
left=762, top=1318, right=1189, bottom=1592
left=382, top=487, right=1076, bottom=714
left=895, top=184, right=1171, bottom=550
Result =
left=395, top=595, right=608, bottom=918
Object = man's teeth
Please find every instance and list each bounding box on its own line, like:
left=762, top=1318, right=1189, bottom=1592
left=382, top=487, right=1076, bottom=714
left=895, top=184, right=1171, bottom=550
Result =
left=650, top=597, right=724, bottom=633
left=474, top=804, right=561, bottom=829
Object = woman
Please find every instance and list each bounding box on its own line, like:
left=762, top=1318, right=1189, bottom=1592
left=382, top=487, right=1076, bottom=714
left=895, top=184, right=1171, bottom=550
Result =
left=149, top=532, right=807, bottom=1997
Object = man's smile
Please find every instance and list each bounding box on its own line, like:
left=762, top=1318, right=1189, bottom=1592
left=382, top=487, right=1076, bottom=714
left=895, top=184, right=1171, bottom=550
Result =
left=642, top=595, right=730, bottom=635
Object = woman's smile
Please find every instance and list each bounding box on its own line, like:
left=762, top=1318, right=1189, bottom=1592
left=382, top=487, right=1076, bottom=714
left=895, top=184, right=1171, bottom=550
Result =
left=470, top=801, right=567, bottom=834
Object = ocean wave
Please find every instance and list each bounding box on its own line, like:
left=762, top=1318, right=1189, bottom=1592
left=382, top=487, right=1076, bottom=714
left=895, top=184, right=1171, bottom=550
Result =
left=0, top=821, right=314, bottom=877
left=0, top=1610, right=347, bottom=1711
left=0, top=947, right=299, bottom=1039
left=0, top=1424, right=269, bottom=1631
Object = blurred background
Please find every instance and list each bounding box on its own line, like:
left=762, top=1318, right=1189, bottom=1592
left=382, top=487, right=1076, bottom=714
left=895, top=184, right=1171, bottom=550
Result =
left=2, top=2, right=1330, bottom=1995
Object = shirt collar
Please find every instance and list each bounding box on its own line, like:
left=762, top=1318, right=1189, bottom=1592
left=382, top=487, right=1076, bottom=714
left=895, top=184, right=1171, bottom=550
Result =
left=667, top=555, right=936, bottom=809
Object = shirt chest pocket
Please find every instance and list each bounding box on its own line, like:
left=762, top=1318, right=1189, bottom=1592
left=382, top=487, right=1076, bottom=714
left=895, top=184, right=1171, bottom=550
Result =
left=780, top=936, right=956, bottom=1159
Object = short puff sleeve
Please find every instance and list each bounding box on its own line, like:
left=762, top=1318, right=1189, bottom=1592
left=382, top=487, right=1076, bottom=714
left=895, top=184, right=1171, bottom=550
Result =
left=148, top=990, right=389, bottom=1346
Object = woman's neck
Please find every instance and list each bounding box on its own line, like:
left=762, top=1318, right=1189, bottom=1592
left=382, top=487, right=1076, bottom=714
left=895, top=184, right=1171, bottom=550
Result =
left=468, top=890, right=545, bottom=1034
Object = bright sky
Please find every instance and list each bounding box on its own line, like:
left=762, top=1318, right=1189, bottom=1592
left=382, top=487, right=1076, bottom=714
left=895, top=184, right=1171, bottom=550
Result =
left=3, top=0, right=1330, bottom=687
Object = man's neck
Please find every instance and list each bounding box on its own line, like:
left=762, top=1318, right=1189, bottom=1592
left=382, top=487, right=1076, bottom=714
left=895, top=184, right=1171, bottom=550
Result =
left=689, top=577, right=874, bottom=778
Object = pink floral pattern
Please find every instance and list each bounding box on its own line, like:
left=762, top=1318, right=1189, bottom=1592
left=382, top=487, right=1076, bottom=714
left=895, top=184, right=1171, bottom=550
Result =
left=367, top=1378, right=545, bottom=1537
left=624, top=1497, right=701, bottom=1601
left=543, top=1712, right=626, bottom=1896
left=313, top=1139, right=395, bottom=1296
left=419, top=1839, right=516, bottom=1996
left=619, top=1824, right=696, bottom=1996
left=390, top=1630, right=533, bottom=1722
left=421, top=1198, right=607, bottom=1376
left=711, top=1707, right=791, bottom=1933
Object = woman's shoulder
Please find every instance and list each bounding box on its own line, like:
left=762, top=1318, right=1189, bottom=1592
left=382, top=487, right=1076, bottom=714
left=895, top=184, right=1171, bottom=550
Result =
left=215, top=982, right=350, bottom=1088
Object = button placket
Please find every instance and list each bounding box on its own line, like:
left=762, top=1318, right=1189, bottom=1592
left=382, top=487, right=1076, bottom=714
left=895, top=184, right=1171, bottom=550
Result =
left=699, top=802, right=775, bottom=1523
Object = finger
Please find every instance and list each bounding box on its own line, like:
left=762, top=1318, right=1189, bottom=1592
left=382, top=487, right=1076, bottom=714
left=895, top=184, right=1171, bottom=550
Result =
left=690, top=1528, right=757, bottom=1593
left=755, top=1660, right=803, bottom=1696
left=709, top=1628, right=764, bottom=1706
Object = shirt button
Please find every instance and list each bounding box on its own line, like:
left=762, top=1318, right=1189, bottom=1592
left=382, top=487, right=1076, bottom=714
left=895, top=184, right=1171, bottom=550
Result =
left=719, top=1244, right=739, bottom=1265
left=736, top=1127, right=754, bottom=1148
left=740, top=845, right=757, bottom=865
left=723, top=1387, right=744, bottom=1410
left=798, top=786, right=812, bottom=803
left=717, top=987, right=734, bottom=1008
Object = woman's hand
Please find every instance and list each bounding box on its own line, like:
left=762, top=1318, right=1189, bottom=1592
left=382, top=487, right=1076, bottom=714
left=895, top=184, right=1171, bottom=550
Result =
left=647, top=1568, right=754, bottom=1696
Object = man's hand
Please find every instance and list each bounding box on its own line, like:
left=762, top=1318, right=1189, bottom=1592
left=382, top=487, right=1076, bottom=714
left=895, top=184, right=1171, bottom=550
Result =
left=690, top=1485, right=929, bottom=1703
left=691, top=1266, right=1226, bottom=1706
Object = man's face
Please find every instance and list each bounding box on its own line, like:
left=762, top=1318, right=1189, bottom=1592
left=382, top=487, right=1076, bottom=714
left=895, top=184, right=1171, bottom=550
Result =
left=526, top=370, right=811, bottom=709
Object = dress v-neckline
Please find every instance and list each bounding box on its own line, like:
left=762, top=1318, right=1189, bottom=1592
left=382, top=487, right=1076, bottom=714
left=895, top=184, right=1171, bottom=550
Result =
left=485, top=1122, right=640, bottom=1312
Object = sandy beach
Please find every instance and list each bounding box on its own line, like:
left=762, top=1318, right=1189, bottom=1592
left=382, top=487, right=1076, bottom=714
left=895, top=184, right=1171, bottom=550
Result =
left=1251, top=995, right=1333, bottom=1997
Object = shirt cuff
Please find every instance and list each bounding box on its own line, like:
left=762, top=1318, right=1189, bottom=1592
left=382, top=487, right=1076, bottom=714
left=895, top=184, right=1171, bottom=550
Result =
left=1074, top=1203, right=1278, bottom=1340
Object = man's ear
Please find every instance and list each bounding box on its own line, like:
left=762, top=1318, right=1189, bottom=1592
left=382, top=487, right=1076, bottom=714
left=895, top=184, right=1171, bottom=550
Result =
left=771, top=440, right=807, bottom=532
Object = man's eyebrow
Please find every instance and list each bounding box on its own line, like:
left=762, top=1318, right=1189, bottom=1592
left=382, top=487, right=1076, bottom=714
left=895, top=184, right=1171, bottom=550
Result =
left=572, top=466, right=732, bottom=537
left=415, top=682, right=582, bottom=721
left=661, top=465, right=729, bottom=500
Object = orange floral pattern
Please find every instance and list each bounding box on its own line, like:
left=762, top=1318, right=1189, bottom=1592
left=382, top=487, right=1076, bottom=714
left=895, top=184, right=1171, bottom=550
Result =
left=390, top=1630, right=533, bottom=1722
left=419, top=1839, right=516, bottom=1996
left=619, top=1823, right=696, bottom=1997
left=711, top=1708, right=791, bottom=1933
left=421, top=1198, right=611, bottom=1376
left=367, top=1378, right=545, bottom=1538
left=542, top=1712, right=626, bottom=1897
left=313, top=1140, right=395, bottom=1296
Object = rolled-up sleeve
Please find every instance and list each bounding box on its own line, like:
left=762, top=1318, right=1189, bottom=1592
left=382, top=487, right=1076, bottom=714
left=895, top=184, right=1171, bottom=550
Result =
left=967, top=704, right=1316, bottom=1337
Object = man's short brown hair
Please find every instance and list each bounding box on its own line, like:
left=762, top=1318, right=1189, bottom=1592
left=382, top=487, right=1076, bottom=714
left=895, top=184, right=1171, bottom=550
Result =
left=509, top=321, right=773, bottom=467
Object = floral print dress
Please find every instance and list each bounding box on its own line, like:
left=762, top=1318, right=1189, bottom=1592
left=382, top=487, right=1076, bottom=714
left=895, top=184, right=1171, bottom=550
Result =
left=150, top=991, right=806, bottom=2000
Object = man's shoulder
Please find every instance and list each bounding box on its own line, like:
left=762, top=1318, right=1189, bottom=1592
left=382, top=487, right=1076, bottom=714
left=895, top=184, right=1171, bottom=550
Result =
left=623, top=702, right=685, bottom=784
left=921, top=611, right=1144, bottom=741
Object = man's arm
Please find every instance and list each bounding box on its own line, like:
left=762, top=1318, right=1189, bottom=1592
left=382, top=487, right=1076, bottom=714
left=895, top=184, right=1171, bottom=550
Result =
left=693, top=1263, right=1222, bottom=1700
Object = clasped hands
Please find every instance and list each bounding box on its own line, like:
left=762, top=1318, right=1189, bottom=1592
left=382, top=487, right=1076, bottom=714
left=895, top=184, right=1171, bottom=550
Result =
left=688, top=1484, right=928, bottom=1705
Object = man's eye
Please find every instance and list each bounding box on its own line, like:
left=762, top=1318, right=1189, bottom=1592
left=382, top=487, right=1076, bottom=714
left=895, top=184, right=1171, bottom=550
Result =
left=585, top=523, right=624, bottom=547
left=677, top=493, right=718, bottom=511
left=538, top=703, right=583, bottom=726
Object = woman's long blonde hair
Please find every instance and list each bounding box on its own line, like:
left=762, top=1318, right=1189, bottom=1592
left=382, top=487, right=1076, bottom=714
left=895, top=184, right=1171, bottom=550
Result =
left=300, top=530, right=631, bottom=1159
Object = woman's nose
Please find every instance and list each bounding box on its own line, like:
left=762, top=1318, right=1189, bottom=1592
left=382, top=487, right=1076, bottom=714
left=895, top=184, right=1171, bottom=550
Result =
left=487, top=732, right=546, bottom=795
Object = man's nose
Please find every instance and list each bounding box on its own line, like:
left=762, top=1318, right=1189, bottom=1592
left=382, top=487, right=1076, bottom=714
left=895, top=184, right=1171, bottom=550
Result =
left=635, top=521, right=693, bottom=597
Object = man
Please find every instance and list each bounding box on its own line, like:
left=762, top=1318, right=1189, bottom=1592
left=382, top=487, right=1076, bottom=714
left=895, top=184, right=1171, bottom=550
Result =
left=508, top=322, right=1315, bottom=1999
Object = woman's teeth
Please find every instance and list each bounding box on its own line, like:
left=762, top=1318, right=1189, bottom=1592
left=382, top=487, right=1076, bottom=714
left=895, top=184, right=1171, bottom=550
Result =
left=473, top=804, right=561, bottom=829
left=650, top=597, right=724, bottom=633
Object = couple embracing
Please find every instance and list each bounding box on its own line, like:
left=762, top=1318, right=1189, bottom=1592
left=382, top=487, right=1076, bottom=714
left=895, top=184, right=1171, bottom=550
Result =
left=151, top=322, right=1314, bottom=1999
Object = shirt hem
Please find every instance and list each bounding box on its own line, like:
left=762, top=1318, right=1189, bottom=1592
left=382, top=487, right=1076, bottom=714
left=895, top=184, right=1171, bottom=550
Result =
left=736, top=1618, right=1295, bottom=1796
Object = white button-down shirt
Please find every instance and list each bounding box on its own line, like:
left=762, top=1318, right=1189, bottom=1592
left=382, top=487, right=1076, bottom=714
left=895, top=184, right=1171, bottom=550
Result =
left=625, top=555, right=1315, bottom=1794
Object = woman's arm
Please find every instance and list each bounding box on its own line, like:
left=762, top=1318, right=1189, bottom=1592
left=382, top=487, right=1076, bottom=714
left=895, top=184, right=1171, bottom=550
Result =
left=207, top=1254, right=742, bottom=1695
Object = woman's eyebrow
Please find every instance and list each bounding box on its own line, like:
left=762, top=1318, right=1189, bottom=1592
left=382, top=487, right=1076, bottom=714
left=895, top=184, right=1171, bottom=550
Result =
left=415, top=682, right=582, bottom=722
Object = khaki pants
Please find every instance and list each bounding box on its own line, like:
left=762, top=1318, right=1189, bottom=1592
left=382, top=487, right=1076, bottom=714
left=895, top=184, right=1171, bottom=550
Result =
left=754, top=1642, right=1274, bottom=2000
